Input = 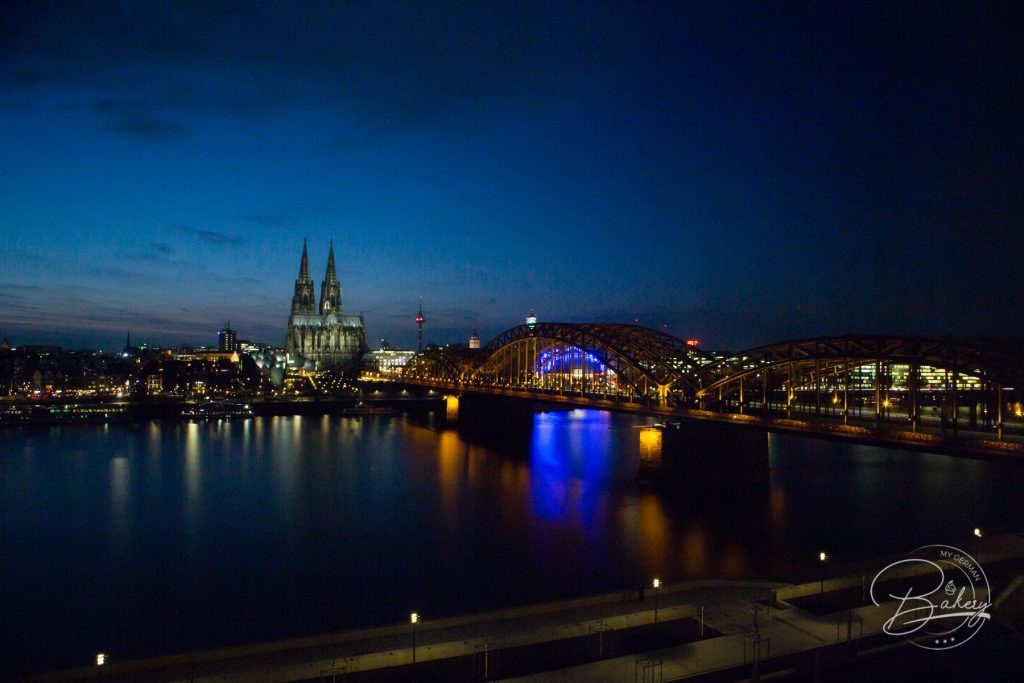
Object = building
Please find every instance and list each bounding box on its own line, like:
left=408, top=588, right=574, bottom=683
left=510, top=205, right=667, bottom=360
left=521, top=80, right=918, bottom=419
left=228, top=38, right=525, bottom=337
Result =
left=285, top=240, right=366, bottom=370
left=218, top=324, right=237, bottom=352
left=469, top=328, right=480, bottom=349
left=370, top=349, right=416, bottom=375
left=525, top=310, right=537, bottom=330
left=146, top=374, right=163, bottom=395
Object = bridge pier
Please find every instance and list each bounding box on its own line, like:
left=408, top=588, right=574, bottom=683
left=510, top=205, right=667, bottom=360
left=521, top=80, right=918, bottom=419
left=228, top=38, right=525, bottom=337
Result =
left=444, top=394, right=460, bottom=422
left=638, top=427, right=663, bottom=478
left=643, top=421, right=769, bottom=476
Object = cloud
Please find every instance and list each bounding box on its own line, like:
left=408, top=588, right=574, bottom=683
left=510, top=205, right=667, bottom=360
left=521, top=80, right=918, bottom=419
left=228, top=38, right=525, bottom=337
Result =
left=91, top=266, right=135, bottom=279
left=214, top=275, right=262, bottom=286
left=0, top=282, right=43, bottom=292
left=106, top=115, right=187, bottom=139
left=438, top=306, right=481, bottom=322
left=129, top=241, right=176, bottom=262
left=87, top=97, right=189, bottom=138
left=0, top=62, right=60, bottom=88
left=175, top=224, right=245, bottom=246
left=239, top=212, right=289, bottom=227
left=0, top=2, right=605, bottom=129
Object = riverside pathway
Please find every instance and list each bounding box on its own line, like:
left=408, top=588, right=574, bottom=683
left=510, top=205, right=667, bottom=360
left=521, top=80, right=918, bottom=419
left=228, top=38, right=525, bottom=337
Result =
left=30, top=534, right=1024, bottom=682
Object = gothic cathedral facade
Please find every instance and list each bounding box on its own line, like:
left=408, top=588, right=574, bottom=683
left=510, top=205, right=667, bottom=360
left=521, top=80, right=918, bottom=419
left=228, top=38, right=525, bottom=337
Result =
left=285, top=240, right=366, bottom=370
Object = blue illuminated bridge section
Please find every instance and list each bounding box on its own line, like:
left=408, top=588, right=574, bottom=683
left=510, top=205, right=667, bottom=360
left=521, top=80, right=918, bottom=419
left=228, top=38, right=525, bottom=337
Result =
left=386, top=323, right=1024, bottom=456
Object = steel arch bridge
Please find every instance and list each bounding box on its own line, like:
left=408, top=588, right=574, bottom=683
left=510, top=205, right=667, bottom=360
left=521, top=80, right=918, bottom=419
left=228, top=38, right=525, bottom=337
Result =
left=695, top=336, right=1024, bottom=420
left=402, top=322, right=710, bottom=405
left=385, top=325, right=1024, bottom=454
left=395, top=325, right=1024, bottom=446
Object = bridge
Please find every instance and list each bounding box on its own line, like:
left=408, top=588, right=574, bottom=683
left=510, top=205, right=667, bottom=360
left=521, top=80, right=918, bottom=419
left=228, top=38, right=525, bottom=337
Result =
left=376, top=322, right=1024, bottom=458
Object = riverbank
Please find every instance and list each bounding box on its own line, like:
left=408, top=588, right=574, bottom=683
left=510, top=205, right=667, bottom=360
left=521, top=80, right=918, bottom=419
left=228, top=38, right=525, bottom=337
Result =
left=25, top=534, right=1024, bottom=682
left=0, top=395, right=437, bottom=426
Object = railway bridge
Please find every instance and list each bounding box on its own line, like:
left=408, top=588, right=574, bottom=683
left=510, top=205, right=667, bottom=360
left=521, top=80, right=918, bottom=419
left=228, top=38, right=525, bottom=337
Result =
left=373, top=323, right=1024, bottom=459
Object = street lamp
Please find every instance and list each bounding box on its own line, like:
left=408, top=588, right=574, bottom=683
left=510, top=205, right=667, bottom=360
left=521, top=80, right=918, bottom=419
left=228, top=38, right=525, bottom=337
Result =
left=819, top=552, right=829, bottom=596
left=410, top=612, right=419, bottom=664
left=974, top=528, right=982, bottom=561
left=652, top=578, right=661, bottom=623
left=96, top=653, right=106, bottom=666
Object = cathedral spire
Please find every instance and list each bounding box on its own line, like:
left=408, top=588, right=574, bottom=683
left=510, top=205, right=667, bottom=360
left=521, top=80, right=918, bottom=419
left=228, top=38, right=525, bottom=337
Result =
left=299, top=238, right=311, bottom=280
left=290, top=240, right=316, bottom=316
left=325, top=240, right=337, bottom=281
left=319, top=239, right=342, bottom=315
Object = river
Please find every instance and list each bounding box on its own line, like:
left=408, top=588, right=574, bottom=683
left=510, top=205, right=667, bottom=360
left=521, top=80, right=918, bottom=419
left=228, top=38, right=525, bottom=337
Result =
left=2, top=407, right=1021, bottom=675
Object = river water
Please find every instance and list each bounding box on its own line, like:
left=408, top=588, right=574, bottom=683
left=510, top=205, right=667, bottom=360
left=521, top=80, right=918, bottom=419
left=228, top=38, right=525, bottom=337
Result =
left=2, top=408, right=1021, bottom=675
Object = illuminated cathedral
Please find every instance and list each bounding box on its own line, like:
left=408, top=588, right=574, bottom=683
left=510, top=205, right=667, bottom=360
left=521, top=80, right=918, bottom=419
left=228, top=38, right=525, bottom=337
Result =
left=285, top=240, right=366, bottom=370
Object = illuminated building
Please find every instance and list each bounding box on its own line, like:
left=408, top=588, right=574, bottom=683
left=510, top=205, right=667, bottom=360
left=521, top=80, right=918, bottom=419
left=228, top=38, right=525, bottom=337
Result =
left=285, top=240, right=367, bottom=370
left=146, top=374, right=163, bottom=395
left=469, top=328, right=480, bottom=349
left=218, top=324, right=237, bottom=352
left=371, top=349, right=416, bottom=375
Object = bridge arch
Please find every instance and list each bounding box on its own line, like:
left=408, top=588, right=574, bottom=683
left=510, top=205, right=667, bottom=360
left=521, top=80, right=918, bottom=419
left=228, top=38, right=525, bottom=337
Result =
left=464, top=323, right=707, bottom=403
left=697, top=337, right=1024, bottom=396
left=402, top=346, right=478, bottom=383
left=693, top=335, right=1024, bottom=425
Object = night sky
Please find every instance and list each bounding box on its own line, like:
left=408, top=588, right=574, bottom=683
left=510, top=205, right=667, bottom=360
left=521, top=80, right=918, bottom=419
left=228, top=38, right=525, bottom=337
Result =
left=1, top=2, right=1021, bottom=351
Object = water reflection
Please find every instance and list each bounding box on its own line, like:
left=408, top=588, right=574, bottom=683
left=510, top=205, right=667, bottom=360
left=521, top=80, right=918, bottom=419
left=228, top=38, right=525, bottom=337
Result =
left=679, top=524, right=709, bottom=576
left=3, top=410, right=1024, bottom=677
left=109, top=455, right=130, bottom=549
left=184, top=422, right=202, bottom=525
left=638, top=427, right=662, bottom=476
left=438, top=429, right=463, bottom=512
left=636, top=494, right=669, bottom=572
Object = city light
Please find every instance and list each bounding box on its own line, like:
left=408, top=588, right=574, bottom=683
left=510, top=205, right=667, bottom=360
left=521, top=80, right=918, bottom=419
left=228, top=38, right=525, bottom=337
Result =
left=410, top=612, right=419, bottom=624
left=96, top=653, right=106, bottom=666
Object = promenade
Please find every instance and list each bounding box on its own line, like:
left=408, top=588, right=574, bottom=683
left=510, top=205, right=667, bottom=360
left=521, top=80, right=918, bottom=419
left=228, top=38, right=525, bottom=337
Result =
left=28, top=535, right=1024, bottom=683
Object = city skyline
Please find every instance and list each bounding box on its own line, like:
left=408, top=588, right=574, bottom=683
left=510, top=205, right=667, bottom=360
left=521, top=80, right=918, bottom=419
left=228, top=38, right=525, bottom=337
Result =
left=2, top=2, right=1023, bottom=351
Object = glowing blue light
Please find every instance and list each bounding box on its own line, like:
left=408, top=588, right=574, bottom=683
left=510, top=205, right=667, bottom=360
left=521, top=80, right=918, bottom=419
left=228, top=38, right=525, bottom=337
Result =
left=535, top=347, right=608, bottom=374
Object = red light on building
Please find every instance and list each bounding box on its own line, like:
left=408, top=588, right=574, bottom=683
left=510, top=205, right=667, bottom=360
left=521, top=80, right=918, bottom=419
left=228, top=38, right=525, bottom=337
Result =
left=686, top=339, right=700, bottom=347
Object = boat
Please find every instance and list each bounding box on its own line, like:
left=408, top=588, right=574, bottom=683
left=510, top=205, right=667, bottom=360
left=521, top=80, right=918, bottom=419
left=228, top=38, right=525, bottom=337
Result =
left=182, top=401, right=254, bottom=420
left=340, top=403, right=397, bottom=416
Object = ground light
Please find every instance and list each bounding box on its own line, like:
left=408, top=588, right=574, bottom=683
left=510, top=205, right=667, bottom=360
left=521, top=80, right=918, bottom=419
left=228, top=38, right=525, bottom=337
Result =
left=819, top=552, right=829, bottom=595
left=410, top=612, right=419, bottom=664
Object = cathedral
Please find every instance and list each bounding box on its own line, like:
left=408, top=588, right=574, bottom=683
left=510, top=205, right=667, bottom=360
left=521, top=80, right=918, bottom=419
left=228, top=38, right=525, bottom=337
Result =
left=285, top=240, right=366, bottom=370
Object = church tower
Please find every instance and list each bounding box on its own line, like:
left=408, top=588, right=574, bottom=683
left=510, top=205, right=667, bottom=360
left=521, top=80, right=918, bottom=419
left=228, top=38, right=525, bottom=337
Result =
left=286, top=239, right=316, bottom=361
left=290, top=239, right=316, bottom=316
left=319, top=240, right=342, bottom=315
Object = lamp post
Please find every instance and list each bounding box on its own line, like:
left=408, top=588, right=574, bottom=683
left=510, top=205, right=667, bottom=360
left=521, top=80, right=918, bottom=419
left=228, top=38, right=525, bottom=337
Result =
left=410, top=612, right=419, bottom=664
left=652, top=578, right=661, bottom=624
left=819, top=552, right=829, bottom=596
left=974, top=527, right=982, bottom=562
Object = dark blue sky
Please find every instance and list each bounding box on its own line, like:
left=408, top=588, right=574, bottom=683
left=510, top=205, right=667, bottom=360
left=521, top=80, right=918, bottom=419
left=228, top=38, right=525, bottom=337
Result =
left=1, top=2, right=1021, bottom=351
